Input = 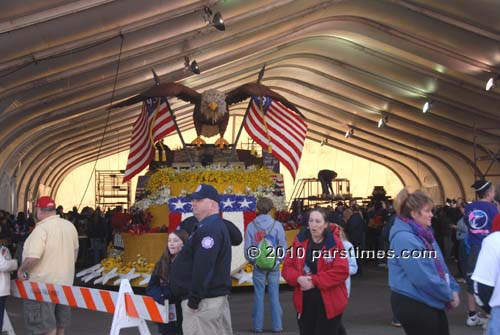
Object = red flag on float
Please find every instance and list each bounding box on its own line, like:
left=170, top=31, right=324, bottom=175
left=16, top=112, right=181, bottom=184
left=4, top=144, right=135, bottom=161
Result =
left=123, top=97, right=176, bottom=183
left=244, top=96, right=307, bottom=180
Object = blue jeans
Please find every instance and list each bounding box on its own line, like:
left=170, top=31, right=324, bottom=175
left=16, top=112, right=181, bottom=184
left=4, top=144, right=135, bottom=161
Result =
left=90, top=238, right=106, bottom=265
left=252, top=267, right=282, bottom=332
left=487, top=306, right=500, bottom=335
left=0, top=296, right=6, bottom=331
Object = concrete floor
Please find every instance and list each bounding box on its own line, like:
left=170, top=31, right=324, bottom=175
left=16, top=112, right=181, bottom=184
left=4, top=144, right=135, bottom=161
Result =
left=5, top=264, right=485, bottom=335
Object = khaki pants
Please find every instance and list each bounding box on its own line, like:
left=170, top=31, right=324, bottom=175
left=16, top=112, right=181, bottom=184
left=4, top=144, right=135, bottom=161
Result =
left=181, top=296, right=232, bottom=335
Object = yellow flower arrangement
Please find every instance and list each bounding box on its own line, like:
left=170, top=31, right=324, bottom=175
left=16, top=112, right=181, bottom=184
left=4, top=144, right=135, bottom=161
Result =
left=100, top=254, right=155, bottom=274
left=146, top=166, right=274, bottom=195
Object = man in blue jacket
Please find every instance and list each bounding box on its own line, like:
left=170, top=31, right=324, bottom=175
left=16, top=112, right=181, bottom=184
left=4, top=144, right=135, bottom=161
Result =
left=170, top=184, right=233, bottom=335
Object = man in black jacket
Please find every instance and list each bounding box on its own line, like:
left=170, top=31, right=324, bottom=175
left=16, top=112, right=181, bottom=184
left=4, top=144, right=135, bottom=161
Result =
left=178, top=216, right=242, bottom=246
left=317, top=169, right=337, bottom=198
left=170, top=184, right=233, bottom=335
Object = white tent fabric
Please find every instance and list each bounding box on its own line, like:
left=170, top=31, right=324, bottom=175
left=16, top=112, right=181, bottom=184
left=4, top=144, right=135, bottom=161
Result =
left=1, top=0, right=499, bottom=211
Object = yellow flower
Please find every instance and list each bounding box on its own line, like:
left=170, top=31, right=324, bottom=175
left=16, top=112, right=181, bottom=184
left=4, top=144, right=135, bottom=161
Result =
left=146, top=166, right=274, bottom=195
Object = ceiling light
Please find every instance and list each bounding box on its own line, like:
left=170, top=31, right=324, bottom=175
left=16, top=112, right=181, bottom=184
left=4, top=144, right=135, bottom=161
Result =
left=422, top=100, right=432, bottom=113
left=184, top=56, right=200, bottom=75
left=320, top=138, right=328, bottom=146
left=485, top=76, right=499, bottom=91
left=378, top=116, right=389, bottom=128
left=345, top=128, right=354, bottom=138
left=204, top=7, right=225, bottom=31
left=212, top=12, right=225, bottom=31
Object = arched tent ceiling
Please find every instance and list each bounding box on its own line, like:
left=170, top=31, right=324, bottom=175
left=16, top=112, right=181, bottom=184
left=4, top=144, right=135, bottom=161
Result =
left=1, top=0, right=500, bottom=210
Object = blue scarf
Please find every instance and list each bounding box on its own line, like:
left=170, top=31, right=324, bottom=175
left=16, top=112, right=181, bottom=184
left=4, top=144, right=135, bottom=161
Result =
left=399, top=216, right=446, bottom=280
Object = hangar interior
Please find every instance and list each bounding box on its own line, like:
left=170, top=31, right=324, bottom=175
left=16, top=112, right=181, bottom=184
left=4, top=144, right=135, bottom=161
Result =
left=1, top=0, right=499, bottom=212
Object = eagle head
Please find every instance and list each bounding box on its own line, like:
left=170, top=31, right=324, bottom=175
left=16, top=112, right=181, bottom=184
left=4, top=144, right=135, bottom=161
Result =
left=200, top=89, right=227, bottom=123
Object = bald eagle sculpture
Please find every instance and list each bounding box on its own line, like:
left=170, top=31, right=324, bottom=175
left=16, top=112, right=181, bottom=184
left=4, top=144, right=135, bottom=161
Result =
left=110, top=82, right=302, bottom=147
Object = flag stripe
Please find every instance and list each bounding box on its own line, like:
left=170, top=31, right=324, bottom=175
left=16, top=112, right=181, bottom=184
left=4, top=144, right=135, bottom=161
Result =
left=123, top=97, right=175, bottom=182
left=247, top=111, right=300, bottom=168
left=245, top=107, right=300, bottom=177
left=244, top=98, right=306, bottom=180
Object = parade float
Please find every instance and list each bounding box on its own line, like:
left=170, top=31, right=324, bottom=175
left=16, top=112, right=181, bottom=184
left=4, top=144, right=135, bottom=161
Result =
left=77, top=67, right=307, bottom=287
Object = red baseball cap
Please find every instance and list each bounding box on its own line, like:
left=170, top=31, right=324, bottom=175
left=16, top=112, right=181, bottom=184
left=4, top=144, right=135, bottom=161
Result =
left=36, top=196, right=56, bottom=209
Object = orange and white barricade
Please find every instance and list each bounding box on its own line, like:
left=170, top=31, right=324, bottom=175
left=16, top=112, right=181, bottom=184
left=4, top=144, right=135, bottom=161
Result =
left=11, top=279, right=172, bottom=335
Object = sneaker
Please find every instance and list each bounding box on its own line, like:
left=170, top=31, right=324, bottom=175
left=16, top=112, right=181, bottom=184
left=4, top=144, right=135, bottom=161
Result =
left=391, top=320, right=402, bottom=327
left=482, top=315, right=490, bottom=330
left=466, top=313, right=487, bottom=327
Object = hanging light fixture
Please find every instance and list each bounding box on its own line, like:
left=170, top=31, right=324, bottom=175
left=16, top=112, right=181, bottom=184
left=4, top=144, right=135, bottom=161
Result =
left=212, top=12, right=225, bottom=31
left=184, top=56, right=200, bottom=74
left=344, top=128, right=354, bottom=138
left=485, top=75, right=499, bottom=91
left=422, top=100, right=432, bottom=113
left=378, top=116, right=389, bottom=128
left=151, top=68, right=161, bottom=85
left=204, top=7, right=225, bottom=31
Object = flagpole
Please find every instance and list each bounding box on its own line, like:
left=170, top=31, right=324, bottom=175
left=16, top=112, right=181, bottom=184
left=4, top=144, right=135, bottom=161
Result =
left=164, top=98, right=194, bottom=166
left=227, top=64, right=266, bottom=165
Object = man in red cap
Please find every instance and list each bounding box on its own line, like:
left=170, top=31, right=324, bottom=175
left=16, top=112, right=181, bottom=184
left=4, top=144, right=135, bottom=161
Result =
left=17, top=196, right=79, bottom=335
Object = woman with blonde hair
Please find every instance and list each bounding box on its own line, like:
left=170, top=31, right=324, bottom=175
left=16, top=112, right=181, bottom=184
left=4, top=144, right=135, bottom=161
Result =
left=388, top=188, right=460, bottom=335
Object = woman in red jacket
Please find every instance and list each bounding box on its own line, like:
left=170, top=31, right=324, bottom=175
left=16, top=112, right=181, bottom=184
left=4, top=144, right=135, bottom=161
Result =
left=282, top=207, right=349, bottom=335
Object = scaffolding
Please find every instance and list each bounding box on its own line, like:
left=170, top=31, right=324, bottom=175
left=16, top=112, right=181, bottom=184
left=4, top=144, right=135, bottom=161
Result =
left=95, top=170, right=131, bottom=210
left=288, top=178, right=351, bottom=214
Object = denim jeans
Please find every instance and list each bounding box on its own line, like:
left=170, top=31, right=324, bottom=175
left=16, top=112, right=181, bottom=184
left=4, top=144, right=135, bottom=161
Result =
left=487, top=306, right=500, bottom=335
left=0, top=296, right=6, bottom=331
left=252, top=267, right=282, bottom=332
left=90, top=238, right=106, bottom=265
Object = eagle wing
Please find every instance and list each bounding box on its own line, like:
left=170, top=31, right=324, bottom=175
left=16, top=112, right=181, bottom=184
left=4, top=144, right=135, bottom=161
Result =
left=225, top=82, right=304, bottom=118
left=109, top=82, right=201, bottom=108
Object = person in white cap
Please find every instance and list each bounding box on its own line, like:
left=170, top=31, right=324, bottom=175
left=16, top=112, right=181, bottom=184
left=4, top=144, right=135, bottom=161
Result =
left=18, top=196, right=79, bottom=335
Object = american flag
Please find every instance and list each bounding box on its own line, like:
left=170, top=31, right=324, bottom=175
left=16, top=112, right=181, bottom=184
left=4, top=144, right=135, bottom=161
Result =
left=168, top=195, right=257, bottom=233
left=244, top=96, right=307, bottom=180
left=168, top=195, right=257, bottom=273
left=123, top=97, right=176, bottom=182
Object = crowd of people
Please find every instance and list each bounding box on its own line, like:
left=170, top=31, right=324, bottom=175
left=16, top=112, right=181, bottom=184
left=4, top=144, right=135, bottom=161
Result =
left=0, top=179, right=499, bottom=335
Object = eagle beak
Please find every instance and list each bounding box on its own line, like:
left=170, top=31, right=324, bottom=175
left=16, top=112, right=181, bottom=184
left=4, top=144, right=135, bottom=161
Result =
left=208, top=102, right=218, bottom=111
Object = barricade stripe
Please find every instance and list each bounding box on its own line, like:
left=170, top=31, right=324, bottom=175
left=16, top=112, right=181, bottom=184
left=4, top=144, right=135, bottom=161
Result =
left=81, top=288, right=96, bottom=311
left=71, top=286, right=87, bottom=309
left=63, top=285, right=78, bottom=307
left=11, top=280, right=167, bottom=323
left=15, top=280, right=28, bottom=299
left=100, top=290, right=115, bottom=313
left=54, top=285, right=68, bottom=306
left=30, top=282, right=43, bottom=302
left=89, top=287, right=106, bottom=312
left=133, top=296, right=152, bottom=323
left=124, top=293, right=139, bottom=318
left=46, top=284, right=60, bottom=304
left=143, top=296, right=162, bottom=323
left=22, top=281, right=35, bottom=300
left=37, top=283, right=52, bottom=303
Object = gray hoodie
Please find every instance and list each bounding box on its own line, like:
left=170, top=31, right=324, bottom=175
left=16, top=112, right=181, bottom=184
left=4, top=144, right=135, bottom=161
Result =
left=244, top=214, right=287, bottom=264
